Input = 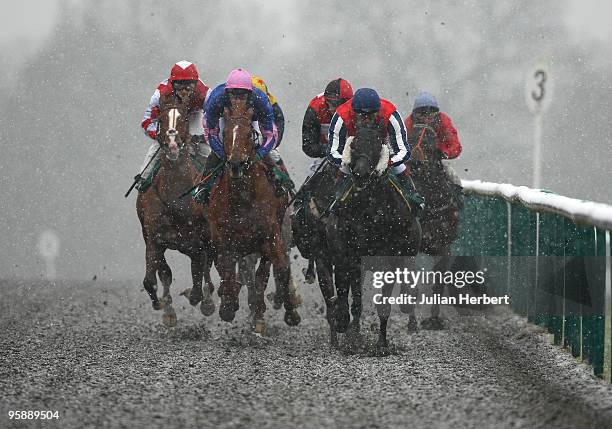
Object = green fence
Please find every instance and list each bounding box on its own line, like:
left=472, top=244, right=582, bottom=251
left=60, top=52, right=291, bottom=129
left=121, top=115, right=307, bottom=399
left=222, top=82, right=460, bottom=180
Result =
left=452, top=180, right=612, bottom=382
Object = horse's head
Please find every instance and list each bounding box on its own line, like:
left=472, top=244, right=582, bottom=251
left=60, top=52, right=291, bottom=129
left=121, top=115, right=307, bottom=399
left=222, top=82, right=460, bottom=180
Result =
left=342, top=122, right=388, bottom=190
left=409, top=123, right=438, bottom=163
left=157, top=97, right=190, bottom=163
left=222, top=102, right=255, bottom=179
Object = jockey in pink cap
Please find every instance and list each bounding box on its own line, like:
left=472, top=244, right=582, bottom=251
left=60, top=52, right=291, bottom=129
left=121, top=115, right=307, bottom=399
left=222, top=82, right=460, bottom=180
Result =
left=203, top=68, right=278, bottom=161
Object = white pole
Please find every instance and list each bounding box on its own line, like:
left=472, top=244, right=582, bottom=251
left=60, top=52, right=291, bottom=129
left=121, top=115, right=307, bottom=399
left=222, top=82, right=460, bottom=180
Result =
left=604, top=230, right=611, bottom=382
left=45, top=259, right=57, bottom=281
left=533, top=112, right=543, bottom=189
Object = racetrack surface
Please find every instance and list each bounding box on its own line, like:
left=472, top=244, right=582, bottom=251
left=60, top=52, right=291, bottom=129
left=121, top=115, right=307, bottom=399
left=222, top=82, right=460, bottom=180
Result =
left=2, top=276, right=612, bottom=429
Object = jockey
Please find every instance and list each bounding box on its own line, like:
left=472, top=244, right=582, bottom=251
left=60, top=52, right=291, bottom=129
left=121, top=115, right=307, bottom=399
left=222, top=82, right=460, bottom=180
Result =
left=404, top=91, right=462, bottom=161
left=302, top=78, right=353, bottom=162
left=251, top=75, right=292, bottom=186
left=252, top=75, right=285, bottom=146
left=404, top=91, right=463, bottom=186
left=138, top=61, right=210, bottom=184
left=203, top=68, right=278, bottom=172
left=327, top=88, right=421, bottom=213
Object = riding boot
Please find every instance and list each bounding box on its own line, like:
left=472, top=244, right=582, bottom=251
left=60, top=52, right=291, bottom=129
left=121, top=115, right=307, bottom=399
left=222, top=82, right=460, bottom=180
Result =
left=263, top=153, right=288, bottom=197
left=327, top=172, right=353, bottom=215
left=136, top=144, right=162, bottom=192
left=394, top=172, right=425, bottom=218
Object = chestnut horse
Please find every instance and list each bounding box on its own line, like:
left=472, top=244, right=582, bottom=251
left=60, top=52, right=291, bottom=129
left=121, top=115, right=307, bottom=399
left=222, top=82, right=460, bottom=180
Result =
left=205, top=101, right=300, bottom=334
left=136, top=95, right=215, bottom=326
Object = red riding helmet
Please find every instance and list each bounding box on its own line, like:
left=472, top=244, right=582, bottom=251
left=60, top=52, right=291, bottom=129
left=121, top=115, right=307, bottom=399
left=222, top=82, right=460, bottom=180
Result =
left=169, top=60, right=199, bottom=82
left=324, top=78, right=353, bottom=102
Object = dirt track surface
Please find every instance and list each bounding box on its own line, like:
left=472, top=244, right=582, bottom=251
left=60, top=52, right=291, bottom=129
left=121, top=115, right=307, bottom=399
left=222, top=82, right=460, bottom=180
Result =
left=1, top=276, right=612, bottom=429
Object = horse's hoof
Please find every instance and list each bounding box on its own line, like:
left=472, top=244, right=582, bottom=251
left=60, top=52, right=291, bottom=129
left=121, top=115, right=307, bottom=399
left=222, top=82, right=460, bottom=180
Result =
left=187, top=288, right=204, bottom=307
left=162, top=308, right=177, bottom=327
left=421, top=316, right=445, bottom=330
left=376, top=343, right=391, bottom=357
left=407, top=316, right=418, bottom=333
left=152, top=301, right=162, bottom=311
left=334, top=305, right=350, bottom=334
left=284, top=309, right=301, bottom=326
left=254, top=319, right=266, bottom=335
left=200, top=298, right=215, bottom=317
left=399, top=303, right=414, bottom=315
left=219, top=305, right=236, bottom=323
left=302, top=267, right=316, bottom=284
left=346, top=321, right=362, bottom=342
left=330, top=337, right=339, bottom=349
left=266, top=292, right=283, bottom=310
left=159, top=296, right=171, bottom=310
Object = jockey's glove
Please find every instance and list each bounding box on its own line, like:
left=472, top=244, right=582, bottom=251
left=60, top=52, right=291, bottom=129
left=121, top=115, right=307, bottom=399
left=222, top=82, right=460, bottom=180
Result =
left=191, top=134, right=206, bottom=145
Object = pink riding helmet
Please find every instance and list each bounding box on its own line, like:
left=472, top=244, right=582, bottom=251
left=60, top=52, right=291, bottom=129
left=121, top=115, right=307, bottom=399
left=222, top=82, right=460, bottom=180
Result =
left=225, top=68, right=253, bottom=91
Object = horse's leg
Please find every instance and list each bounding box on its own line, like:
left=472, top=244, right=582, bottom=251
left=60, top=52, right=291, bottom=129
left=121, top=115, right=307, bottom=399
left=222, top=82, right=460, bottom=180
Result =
left=422, top=248, right=452, bottom=330
left=203, top=243, right=216, bottom=295
left=238, top=254, right=258, bottom=317
left=303, top=258, right=316, bottom=284
left=191, top=250, right=215, bottom=317
left=267, top=234, right=301, bottom=327
left=347, top=259, right=363, bottom=340
left=143, top=241, right=161, bottom=310
left=253, top=255, right=272, bottom=334
left=158, top=250, right=176, bottom=327
left=375, top=282, right=395, bottom=356
left=315, top=258, right=337, bottom=347
left=218, top=251, right=240, bottom=323
left=333, top=261, right=350, bottom=334
left=399, top=256, right=418, bottom=333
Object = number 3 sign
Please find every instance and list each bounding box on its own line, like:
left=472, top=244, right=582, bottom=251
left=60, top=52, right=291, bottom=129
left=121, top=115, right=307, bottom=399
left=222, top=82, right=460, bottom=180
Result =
left=525, top=61, right=553, bottom=114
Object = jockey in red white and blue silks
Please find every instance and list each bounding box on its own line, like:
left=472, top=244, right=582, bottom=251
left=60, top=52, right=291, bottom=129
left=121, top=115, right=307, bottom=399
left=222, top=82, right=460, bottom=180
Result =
left=327, top=88, right=411, bottom=175
left=203, top=68, right=278, bottom=159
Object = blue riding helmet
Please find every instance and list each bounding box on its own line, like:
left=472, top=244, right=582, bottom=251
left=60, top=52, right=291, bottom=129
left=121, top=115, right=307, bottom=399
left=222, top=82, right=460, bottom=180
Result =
left=352, top=88, right=381, bottom=113
left=413, top=91, right=439, bottom=111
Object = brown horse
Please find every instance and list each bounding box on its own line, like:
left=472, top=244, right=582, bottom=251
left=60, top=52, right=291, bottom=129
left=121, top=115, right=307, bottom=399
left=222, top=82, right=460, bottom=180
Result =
left=408, top=123, right=462, bottom=330
left=136, top=94, right=215, bottom=326
left=205, top=101, right=300, bottom=334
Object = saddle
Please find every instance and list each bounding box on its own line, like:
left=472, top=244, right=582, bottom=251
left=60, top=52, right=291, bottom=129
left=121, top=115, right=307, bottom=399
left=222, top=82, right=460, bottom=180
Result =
left=136, top=154, right=207, bottom=193
left=263, top=161, right=296, bottom=198
left=192, top=156, right=296, bottom=205
left=329, top=170, right=425, bottom=217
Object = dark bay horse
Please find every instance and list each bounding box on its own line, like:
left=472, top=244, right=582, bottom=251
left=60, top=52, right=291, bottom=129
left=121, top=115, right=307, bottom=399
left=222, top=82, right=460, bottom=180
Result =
left=136, top=95, right=215, bottom=326
left=408, top=123, right=462, bottom=329
left=204, top=102, right=300, bottom=334
left=327, top=124, right=422, bottom=354
left=291, top=162, right=338, bottom=345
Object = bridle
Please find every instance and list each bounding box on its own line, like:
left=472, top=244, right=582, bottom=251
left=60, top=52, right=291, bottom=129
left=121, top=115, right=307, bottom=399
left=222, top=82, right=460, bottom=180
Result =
left=159, top=107, right=189, bottom=161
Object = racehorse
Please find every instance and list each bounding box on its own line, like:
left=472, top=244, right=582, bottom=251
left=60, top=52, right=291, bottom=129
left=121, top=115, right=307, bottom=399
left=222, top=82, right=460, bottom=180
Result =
left=204, top=101, right=300, bottom=334
left=291, top=162, right=338, bottom=346
left=327, top=123, right=422, bottom=354
left=136, top=95, right=215, bottom=326
left=407, top=123, right=462, bottom=330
